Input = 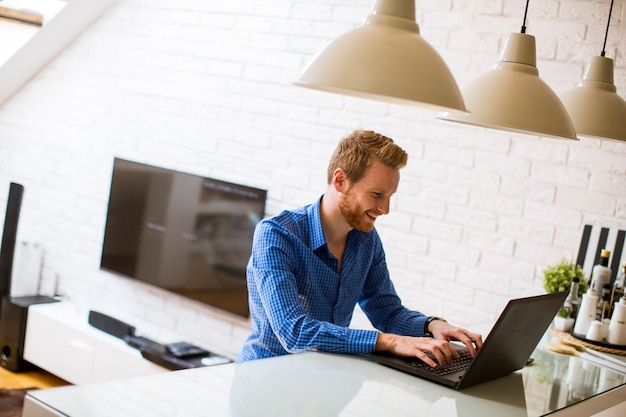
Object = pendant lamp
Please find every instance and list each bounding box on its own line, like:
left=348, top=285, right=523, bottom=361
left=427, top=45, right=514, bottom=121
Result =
left=294, top=0, right=467, bottom=114
left=438, top=0, right=577, bottom=140
left=560, top=0, right=626, bottom=143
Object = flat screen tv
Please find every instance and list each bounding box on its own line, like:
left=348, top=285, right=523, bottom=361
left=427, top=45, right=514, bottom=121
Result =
left=100, top=158, right=266, bottom=318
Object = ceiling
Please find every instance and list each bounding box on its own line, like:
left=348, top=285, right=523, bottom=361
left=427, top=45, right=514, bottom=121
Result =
left=0, top=0, right=116, bottom=106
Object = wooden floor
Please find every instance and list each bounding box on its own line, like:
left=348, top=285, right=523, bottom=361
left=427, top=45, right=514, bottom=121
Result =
left=0, top=365, right=68, bottom=389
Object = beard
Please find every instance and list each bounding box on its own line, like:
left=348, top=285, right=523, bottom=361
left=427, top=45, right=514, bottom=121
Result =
left=338, top=189, right=376, bottom=232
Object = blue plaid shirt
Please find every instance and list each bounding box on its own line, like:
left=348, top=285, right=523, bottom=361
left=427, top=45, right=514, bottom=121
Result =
left=236, top=197, right=429, bottom=362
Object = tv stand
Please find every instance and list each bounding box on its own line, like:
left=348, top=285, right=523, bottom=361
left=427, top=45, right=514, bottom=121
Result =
left=23, top=302, right=169, bottom=384
left=24, top=302, right=232, bottom=383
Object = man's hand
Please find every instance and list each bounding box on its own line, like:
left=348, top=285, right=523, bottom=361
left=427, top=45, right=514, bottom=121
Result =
left=375, top=321, right=483, bottom=368
left=375, top=333, right=460, bottom=368
left=427, top=319, right=483, bottom=357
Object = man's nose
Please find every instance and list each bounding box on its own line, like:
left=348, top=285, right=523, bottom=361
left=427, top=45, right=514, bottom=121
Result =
left=377, top=198, right=390, bottom=215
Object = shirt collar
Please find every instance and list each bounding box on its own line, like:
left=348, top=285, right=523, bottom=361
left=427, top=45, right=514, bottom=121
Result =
left=308, top=196, right=327, bottom=251
left=308, top=195, right=373, bottom=252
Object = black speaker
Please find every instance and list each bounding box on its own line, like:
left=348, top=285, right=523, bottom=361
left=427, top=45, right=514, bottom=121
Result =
left=88, top=310, right=136, bottom=339
left=0, top=295, right=57, bottom=372
left=0, top=183, right=24, bottom=302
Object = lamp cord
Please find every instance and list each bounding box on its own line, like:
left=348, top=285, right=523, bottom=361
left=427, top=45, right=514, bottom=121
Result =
left=520, top=0, right=530, bottom=33
left=601, top=0, right=614, bottom=57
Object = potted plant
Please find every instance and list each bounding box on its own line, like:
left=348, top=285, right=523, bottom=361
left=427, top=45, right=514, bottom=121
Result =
left=543, top=258, right=587, bottom=332
left=553, top=305, right=575, bottom=331
left=542, top=258, right=587, bottom=296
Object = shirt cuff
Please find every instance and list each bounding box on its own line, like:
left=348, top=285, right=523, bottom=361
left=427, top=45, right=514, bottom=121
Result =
left=345, top=329, right=380, bottom=354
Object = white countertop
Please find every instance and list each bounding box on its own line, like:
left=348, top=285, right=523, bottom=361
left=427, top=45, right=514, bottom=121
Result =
left=24, top=342, right=626, bottom=417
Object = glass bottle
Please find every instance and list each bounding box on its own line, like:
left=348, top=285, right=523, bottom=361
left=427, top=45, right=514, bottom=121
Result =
left=596, top=283, right=612, bottom=321
left=610, top=262, right=626, bottom=318
left=590, top=249, right=611, bottom=295
left=563, top=276, right=581, bottom=319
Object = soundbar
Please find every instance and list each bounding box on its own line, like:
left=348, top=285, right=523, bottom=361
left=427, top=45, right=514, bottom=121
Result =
left=88, top=310, right=136, bottom=339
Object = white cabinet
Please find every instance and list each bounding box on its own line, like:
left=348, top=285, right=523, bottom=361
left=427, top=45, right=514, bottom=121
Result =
left=23, top=303, right=167, bottom=384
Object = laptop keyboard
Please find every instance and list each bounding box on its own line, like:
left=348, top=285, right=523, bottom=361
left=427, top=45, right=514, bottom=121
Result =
left=409, top=350, right=473, bottom=375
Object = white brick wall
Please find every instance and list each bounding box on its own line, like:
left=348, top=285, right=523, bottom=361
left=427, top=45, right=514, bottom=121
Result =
left=1, top=0, right=625, bottom=357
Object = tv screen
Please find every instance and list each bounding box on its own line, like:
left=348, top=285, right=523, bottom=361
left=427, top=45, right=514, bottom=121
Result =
left=100, top=158, right=266, bottom=318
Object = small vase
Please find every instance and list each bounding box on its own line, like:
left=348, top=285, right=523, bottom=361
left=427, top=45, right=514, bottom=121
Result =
left=554, top=316, right=575, bottom=332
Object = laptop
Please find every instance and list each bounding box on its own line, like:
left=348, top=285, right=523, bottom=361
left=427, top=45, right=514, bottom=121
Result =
left=365, top=291, right=568, bottom=390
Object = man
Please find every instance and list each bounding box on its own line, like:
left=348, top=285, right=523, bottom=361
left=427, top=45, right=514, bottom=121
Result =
left=237, top=130, right=482, bottom=367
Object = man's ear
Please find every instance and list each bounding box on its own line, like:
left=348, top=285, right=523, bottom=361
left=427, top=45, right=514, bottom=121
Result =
left=332, top=168, right=347, bottom=192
